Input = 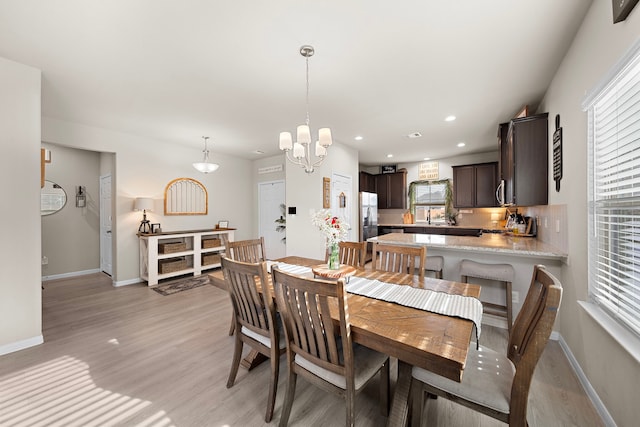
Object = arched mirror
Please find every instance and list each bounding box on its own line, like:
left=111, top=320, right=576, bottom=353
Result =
left=41, top=180, right=67, bottom=216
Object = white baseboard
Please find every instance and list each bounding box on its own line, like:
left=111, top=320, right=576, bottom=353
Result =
left=0, top=335, right=43, bottom=356
left=557, top=334, right=617, bottom=427
left=42, top=268, right=101, bottom=281
left=113, top=278, right=145, bottom=287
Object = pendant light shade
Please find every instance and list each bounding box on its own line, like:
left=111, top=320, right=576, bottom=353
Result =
left=193, top=136, right=219, bottom=173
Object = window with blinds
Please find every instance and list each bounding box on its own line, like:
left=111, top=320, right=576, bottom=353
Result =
left=586, top=42, right=640, bottom=337
left=412, top=181, right=447, bottom=223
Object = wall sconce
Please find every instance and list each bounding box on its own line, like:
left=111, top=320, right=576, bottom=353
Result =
left=76, top=186, right=86, bottom=208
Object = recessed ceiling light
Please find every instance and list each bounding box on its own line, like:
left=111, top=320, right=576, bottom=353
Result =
left=445, top=115, right=456, bottom=122
left=407, top=132, right=422, bottom=139
left=423, top=157, right=431, bottom=161
left=457, top=142, right=466, bottom=147
left=354, top=136, right=363, bottom=141
left=387, top=154, right=393, bottom=158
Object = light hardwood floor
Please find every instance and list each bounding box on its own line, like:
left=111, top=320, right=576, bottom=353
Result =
left=0, top=273, right=604, bottom=427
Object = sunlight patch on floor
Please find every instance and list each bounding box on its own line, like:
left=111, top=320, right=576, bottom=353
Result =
left=0, top=355, right=174, bottom=427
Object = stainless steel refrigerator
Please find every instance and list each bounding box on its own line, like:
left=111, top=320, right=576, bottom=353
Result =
left=359, top=192, right=378, bottom=262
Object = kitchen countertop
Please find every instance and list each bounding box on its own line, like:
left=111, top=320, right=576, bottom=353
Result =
left=368, top=232, right=567, bottom=260
left=379, top=223, right=462, bottom=228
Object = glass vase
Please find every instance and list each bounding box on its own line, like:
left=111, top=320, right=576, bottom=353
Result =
left=328, top=243, right=340, bottom=270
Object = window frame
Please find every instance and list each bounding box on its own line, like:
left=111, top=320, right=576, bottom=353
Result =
left=408, top=179, right=452, bottom=224
left=584, top=38, right=640, bottom=339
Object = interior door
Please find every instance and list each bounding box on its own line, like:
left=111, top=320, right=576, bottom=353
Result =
left=258, top=180, right=286, bottom=260
left=331, top=172, right=354, bottom=241
left=100, top=174, right=113, bottom=275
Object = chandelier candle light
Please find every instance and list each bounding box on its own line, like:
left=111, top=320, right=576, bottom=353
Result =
left=279, top=45, right=333, bottom=174
left=312, top=209, right=350, bottom=269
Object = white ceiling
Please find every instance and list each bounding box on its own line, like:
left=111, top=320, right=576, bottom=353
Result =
left=0, top=0, right=592, bottom=165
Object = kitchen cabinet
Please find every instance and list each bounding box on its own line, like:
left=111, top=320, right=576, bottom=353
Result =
left=359, top=171, right=376, bottom=193
left=375, top=171, right=407, bottom=209
left=452, top=162, right=498, bottom=208
left=497, top=113, right=548, bottom=206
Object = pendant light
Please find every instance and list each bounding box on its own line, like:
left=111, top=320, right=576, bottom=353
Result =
left=278, top=45, right=333, bottom=174
left=193, top=136, right=219, bottom=173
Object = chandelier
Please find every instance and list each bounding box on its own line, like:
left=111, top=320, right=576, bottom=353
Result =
left=279, top=45, right=332, bottom=174
left=193, top=136, right=219, bottom=173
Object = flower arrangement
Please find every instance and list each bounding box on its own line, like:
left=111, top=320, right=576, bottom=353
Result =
left=311, top=209, right=350, bottom=269
left=311, top=209, right=350, bottom=246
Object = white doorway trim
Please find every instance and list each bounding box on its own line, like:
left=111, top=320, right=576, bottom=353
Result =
left=100, top=174, right=113, bottom=276
left=258, top=180, right=286, bottom=260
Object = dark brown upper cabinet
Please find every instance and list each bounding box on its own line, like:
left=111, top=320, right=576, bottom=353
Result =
left=452, top=162, right=498, bottom=208
left=497, top=113, right=548, bottom=207
left=375, top=170, right=407, bottom=209
left=359, top=171, right=376, bottom=193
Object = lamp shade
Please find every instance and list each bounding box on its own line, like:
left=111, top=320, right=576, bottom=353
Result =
left=193, top=162, right=220, bottom=173
left=134, top=197, right=154, bottom=212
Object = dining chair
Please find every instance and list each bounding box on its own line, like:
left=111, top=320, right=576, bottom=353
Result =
left=221, top=257, right=284, bottom=423
left=272, top=267, right=390, bottom=427
left=371, top=242, right=426, bottom=281
left=410, top=264, right=563, bottom=427
left=224, top=237, right=267, bottom=335
left=324, top=241, right=367, bottom=268
left=225, top=236, right=266, bottom=263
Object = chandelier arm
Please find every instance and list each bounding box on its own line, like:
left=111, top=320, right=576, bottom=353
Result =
left=311, top=156, right=326, bottom=169
left=284, top=150, right=306, bottom=167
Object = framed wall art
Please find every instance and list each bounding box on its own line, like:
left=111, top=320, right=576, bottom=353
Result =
left=323, top=177, right=331, bottom=208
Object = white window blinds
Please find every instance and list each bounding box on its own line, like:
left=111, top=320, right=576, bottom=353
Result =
left=414, top=182, right=446, bottom=205
left=586, top=42, right=640, bottom=336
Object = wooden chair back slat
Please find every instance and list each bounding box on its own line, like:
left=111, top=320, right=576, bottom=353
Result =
left=273, top=268, right=349, bottom=375
left=324, top=241, right=367, bottom=268
left=507, top=264, right=562, bottom=424
left=226, top=237, right=266, bottom=263
left=371, top=243, right=426, bottom=281
left=222, top=257, right=274, bottom=338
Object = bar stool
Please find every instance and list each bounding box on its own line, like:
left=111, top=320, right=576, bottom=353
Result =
left=459, top=259, right=514, bottom=335
left=425, top=256, right=444, bottom=279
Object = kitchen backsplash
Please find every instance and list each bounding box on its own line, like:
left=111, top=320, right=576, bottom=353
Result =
left=378, top=204, right=568, bottom=252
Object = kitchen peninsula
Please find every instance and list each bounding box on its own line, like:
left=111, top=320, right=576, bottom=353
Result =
left=368, top=232, right=567, bottom=325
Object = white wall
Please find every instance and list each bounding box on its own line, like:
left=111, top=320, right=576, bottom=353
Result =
left=41, top=143, right=101, bottom=278
left=285, top=142, right=359, bottom=260
left=42, top=117, right=254, bottom=285
left=539, top=1, right=640, bottom=425
left=0, top=57, right=42, bottom=354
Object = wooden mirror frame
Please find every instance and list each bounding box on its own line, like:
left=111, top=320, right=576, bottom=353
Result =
left=164, top=177, right=208, bottom=215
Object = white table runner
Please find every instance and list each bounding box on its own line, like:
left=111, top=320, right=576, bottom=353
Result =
left=272, top=262, right=483, bottom=344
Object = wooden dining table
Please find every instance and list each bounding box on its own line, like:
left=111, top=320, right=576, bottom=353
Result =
left=210, top=256, right=481, bottom=427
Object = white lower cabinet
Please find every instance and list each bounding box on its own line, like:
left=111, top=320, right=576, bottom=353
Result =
left=139, top=229, right=235, bottom=286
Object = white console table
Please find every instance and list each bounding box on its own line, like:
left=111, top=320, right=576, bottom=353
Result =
left=139, top=228, right=235, bottom=286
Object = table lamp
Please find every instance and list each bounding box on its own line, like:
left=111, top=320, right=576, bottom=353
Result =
left=134, top=197, right=154, bottom=233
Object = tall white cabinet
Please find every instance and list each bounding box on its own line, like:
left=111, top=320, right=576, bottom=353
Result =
left=139, top=228, right=235, bottom=286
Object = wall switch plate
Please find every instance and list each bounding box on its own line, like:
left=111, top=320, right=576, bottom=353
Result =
left=42, top=256, right=48, bottom=265
left=512, top=291, right=520, bottom=304
left=556, top=219, right=561, bottom=233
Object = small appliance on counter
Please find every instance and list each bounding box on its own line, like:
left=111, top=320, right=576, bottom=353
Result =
left=505, top=210, right=536, bottom=236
